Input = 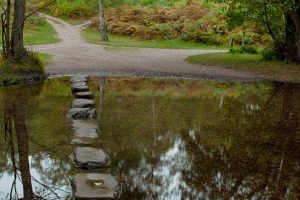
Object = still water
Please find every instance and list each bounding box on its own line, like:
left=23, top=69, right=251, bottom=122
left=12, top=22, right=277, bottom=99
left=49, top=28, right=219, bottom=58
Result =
left=0, top=77, right=299, bottom=200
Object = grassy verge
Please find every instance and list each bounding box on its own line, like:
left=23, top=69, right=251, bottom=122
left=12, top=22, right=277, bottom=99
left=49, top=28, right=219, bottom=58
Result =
left=82, top=28, right=226, bottom=50
left=0, top=18, right=60, bottom=46
left=24, top=20, right=61, bottom=45
left=0, top=53, right=49, bottom=86
left=186, top=53, right=300, bottom=81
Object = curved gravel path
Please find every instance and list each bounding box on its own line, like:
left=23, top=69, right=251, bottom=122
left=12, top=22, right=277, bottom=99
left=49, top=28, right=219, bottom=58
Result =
left=32, top=15, right=266, bottom=81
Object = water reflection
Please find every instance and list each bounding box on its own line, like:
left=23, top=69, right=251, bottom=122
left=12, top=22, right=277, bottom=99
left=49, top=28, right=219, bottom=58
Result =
left=0, top=83, right=72, bottom=199
left=4, top=85, right=40, bottom=199
left=95, top=79, right=300, bottom=200
left=0, top=78, right=300, bottom=200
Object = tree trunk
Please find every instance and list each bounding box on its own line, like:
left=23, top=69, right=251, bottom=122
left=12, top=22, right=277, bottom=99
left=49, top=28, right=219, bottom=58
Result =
left=13, top=99, right=34, bottom=200
left=99, top=0, right=109, bottom=41
left=1, top=0, right=12, bottom=58
left=286, top=11, right=300, bottom=62
left=11, top=0, right=27, bottom=60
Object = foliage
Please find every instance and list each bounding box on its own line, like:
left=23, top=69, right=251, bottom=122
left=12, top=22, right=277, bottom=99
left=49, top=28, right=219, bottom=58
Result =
left=262, top=47, right=278, bottom=61
left=227, top=0, right=300, bottom=61
left=82, top=28, right=226, bottom=49
left=230, top=45, right=258, bottom=54
left=88, top=1, right=270, bottom=45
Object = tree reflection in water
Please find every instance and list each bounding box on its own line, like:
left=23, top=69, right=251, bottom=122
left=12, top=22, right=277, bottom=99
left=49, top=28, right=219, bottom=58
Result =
left=1, top=79, right=299, bottom=200
left=2, top=84, right=72, bottom=200
left=111, top=82, right=300, bottom=200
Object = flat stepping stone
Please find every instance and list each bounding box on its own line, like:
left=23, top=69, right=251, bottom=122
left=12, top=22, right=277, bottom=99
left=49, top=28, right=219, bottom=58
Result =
left=71, top=137, right=95, bottom=145
left=72, top=120, right=98, bottom=138
left=71, top=138, right=90, bottom=145
left=72, top=99, right=95, bottom=108
left=72, top=85, right=89, bottom=93
left=74, top=91, right=94, bottom=99
left=67, top=108, right=96, bottom=119
left=75, top=173, right=117, bottom=199
left=74, top=147, right=109, bottom=169
left=71, top=76, right=88, bottom=83
left=72, top=82, right=87, bottom=88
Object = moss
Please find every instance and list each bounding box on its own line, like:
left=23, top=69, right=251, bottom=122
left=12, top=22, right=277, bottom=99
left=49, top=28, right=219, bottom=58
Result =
left=0, top=52, right=49, bottom=86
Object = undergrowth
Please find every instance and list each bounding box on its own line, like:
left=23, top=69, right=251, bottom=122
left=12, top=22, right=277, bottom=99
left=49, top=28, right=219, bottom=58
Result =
left=0, top=52, right=48, bottom=86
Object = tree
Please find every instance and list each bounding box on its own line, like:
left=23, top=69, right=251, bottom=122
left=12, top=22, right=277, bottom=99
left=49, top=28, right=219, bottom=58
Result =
left=99, top=0, right=109, bottom=41
left=1, top=0, right=27, bottom=60
left=11, top=0, right=27, bottom=60
left=227, top=0, right=300, bottom=62
left=1, top=0, right=56, bottom=60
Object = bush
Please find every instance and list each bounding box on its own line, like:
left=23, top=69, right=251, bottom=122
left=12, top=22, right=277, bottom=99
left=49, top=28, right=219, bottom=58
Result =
left=262, top=48, right=278, bottom=60
left=230, top=45, right=258, bottom=54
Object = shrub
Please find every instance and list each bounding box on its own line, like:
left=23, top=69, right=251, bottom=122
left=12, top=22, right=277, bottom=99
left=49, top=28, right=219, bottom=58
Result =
left=230, top=45, right=258, bottom=54
left=241, top=45, right=258, bottom=54
left=262, top=48, right=278, bottom=60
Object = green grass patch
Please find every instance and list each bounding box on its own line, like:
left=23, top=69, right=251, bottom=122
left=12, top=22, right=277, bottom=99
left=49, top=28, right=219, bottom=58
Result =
left=0, top=52, right=48, bottom=86
left=186, top=53, right=300, bottom=81
left=82, top=28, right=226, bottom=50
left=0, top=17, right=60, bottom=46
left=24, top=20, right=61, bottom=45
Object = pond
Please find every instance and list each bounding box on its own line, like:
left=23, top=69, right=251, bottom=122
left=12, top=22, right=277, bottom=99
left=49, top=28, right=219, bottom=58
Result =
left=0, top=77, right=299, bottom=200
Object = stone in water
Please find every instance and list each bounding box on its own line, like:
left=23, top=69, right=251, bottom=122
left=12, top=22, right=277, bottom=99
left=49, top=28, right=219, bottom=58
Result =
left=72, top=99, right=95, bottom=108
left=72, top=82, right=87, bottom=88
left=75, top=173, right=118, bottom=199
left=72, top=120, right=98, bottom=138
left=71, top=76, right=88, bottom=83
left=75, top=91, right=94, bottom=99
left=72, top=85, right=89, bottom=93
left=74, top=147, right=109, bottom=169
left=67, top=108, right=96, bottom=119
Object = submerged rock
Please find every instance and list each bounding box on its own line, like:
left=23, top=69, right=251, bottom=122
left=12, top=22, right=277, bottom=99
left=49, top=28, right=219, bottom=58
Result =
left=74, top=173, right=118, bottom=200
left=74, top=147, right=109, bottom=169
left=71, top=76, right=88, bottom=83
left=67, top=108, right=96, bottom=119
left=74, top=91, right=94, bottom=99
left=72, top=99, right=95, bottom=108
left=72, top=120, right=98, bottom=138
left=72, top=85, right=89, bottom=93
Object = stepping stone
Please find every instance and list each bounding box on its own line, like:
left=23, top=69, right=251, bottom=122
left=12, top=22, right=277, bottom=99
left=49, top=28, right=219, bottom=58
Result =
left=71, top=138, right=89, bottom=145
left=71, top=76, right=88, bottom=83
left=67, top=108, right=96, bottom=119
left=72, top=82, right=87, bottom=88
left=75, top=173, right=118, bottom=200
left=72, top=120, right=98, bottom=138
left=72, top=85, right=89, bottom=93
left=72, top=99, right=95, bottom=108
left=74, top=147, right=109, bottom=169
left=74, top=91, right=94, bottom=99
left=71, top=136, right=95, bottom=145
left=71, top=137, right=94, bottom=145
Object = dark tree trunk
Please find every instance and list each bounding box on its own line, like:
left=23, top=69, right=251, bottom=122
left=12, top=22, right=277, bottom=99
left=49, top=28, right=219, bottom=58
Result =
left=1, top=0, right=12, bottom=58
left=285, top=8, right=300, bottom=62
left=11, top=0, right=27, bottom=60
left=13, top=103, right=34, bottom=200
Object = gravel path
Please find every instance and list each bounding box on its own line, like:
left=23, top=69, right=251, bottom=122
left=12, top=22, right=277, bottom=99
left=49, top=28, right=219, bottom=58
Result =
left=32, top=15, right=266, bottom=82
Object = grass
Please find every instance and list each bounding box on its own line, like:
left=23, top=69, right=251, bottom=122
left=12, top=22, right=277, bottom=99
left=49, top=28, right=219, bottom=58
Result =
left=0, top=18, right=60, bottom=46
left=0, top=52, right=49, bottom=86
left=186, top=53, right=300, bottom=81
left=24, top=20, right=61, bottom=45
left=82, top=28, right=226, bottom=50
